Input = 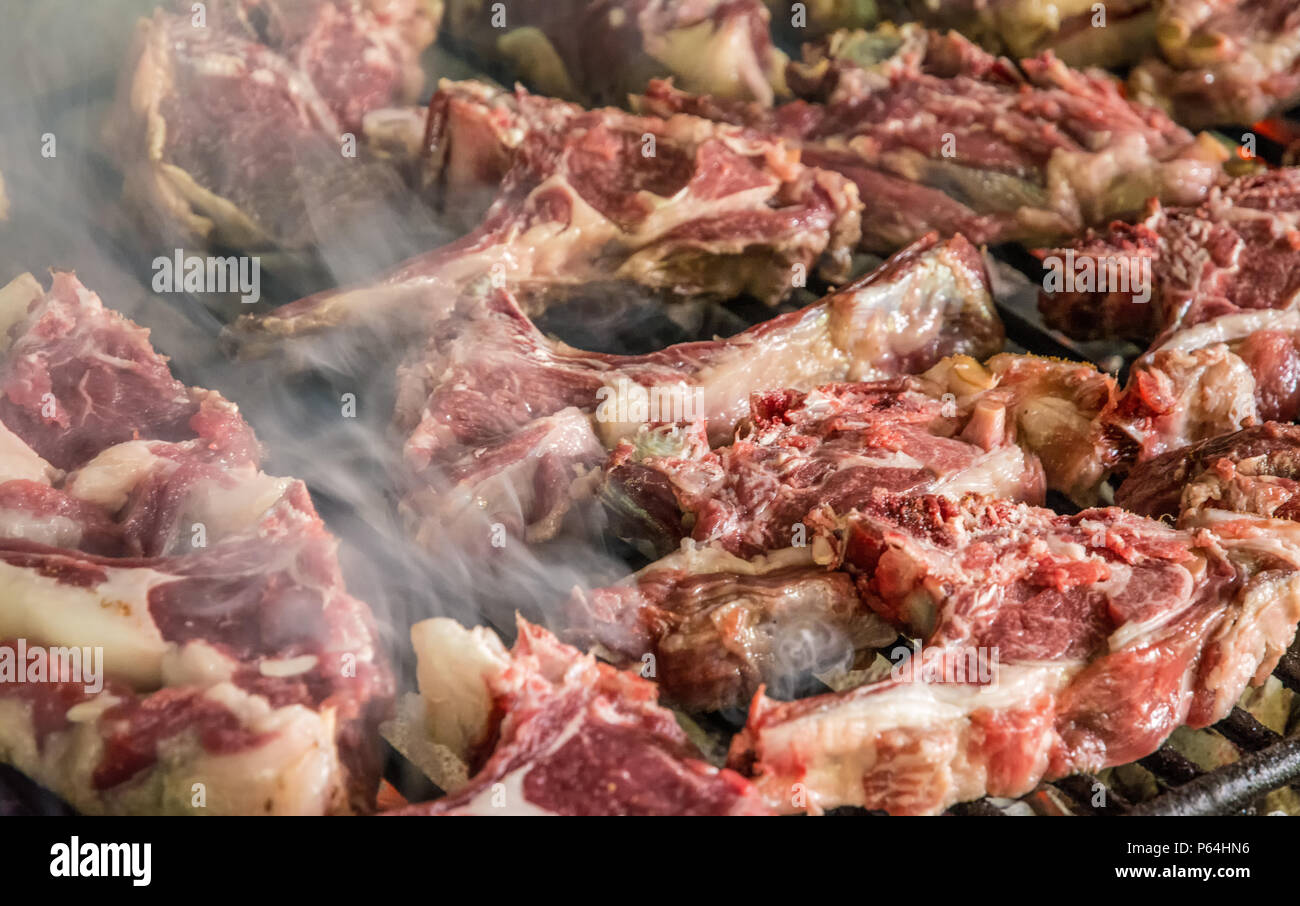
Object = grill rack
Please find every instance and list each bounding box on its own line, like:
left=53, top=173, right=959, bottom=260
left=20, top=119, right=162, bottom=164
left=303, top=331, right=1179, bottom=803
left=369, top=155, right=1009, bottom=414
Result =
left=939, top=651, right=1300, bottom=816
left=948, top=141, right=1300, bottom=814
left=2, top=15, right=1300, bottom=819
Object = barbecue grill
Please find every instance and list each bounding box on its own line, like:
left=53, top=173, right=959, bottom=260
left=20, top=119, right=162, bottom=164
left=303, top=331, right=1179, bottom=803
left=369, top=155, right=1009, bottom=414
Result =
left=1, top=0, right=1299, bottom=818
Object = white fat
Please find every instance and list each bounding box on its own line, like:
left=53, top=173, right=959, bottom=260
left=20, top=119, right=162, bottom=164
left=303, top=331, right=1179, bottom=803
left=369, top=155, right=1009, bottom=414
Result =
left=0, top=560, right=171, bottom=690
left=0, top=420, right=59, bottom=484
left=930, top=444, right=1036, bottom=500
left=0, top=272, right=42, bottom=354
left=66, top=441, right=163, bottom=511
left=64, top=694, right=123, bottom=723
left=258, top=654, right=318, bottom=678
left=410, top=618, right=510, bottom=762
left=452, top=765, right=557, bottom=816
left=0, top=510, right=83, bottom=548
left=640, top=542, right=818, bottom=579
left=152, top=683, right=345, bottom=815
left=1155, top=310, right=1300, bottom=354
left=688, top=311, right=845, bottom=442
left=756, top=662, right=1077, bottom=812
left=160, top=640, right=238, bottom=688
left=184, top=470, right=291, bottom=539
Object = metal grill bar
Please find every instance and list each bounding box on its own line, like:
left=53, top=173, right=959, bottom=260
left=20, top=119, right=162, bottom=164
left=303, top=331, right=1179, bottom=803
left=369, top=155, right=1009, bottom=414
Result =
left=1128, top=734, right=1300, bottom=816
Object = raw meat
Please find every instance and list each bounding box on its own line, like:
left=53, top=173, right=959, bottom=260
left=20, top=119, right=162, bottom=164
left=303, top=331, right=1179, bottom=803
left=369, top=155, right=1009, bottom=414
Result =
left=1038, top=169, right=1300, bottom=345
left=1102, top=309, right=1300, bottom=467
left=1117, top=421, right=1300, bottom=521
left=0, top=272, right=392, bottom=815
left=603, top=352, right=1117, bottom=558
left=764, top=0, right=1158, bottom=68
left=105, top=0, right=439, bottom=255
left=636, top=24, right=1227, bottom=252
left=395, top=234, right=1003, bottom=548
left=387, top=616, right=774, bottom=815
left=1130, top=0, right=1300, bottom=128
left=729, top=493, right=1300, bottom=814
left=440, top=0, right=787, bottom=106
left=565, top=543, right=897, bottom=712
left=226, top=79, right=862, bottom=355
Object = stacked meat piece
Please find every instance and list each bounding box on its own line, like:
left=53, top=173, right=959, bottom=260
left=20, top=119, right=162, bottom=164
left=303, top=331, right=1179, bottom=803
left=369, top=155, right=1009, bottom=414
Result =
left=0, top=273, right=392, bottom=815
left=392, top=234, right=1004, bottom=551
left=105, top=0, right=441, bottom=260
left=636, top=24, right=1227, bottom=252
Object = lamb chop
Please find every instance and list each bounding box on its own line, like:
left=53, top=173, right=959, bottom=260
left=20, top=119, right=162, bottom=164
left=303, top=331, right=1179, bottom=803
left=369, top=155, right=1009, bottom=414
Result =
left=0, top=272, right=392, bottom=815
left=635, top=24, right=1227, bottom=253
left=1038, top=169, right=1300, bottom=345
left=603, top=352, right=1117, bottom=559
left=1130, top=0, right=1300, bottom=128
left=105, top=0, right=440, bottom=262
left=729, top=492, right=1300, bottom=814
left=439, top=0, right=788, bottom=106
left=563, top=543, right=898, bottom=713
left=1102, top=309, right=1300, bottom=467
left=394, top=233, right=1003, bottom=550
left=386, top=616, right=774, bottom=815
left=1117, top=421, right=1300, bottom=521
left=765, top=1, right=1159, bottom=69
left=226, top=79, right=861, bottom=357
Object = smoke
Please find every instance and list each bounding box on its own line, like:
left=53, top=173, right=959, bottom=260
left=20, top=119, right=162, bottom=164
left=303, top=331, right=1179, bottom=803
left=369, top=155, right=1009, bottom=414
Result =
left=0, top=0, right=645, bottom=688
left=0, top=1, right=884, bottom=772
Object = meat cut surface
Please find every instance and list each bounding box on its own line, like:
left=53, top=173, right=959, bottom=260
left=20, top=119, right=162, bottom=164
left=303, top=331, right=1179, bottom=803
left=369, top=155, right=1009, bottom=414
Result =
left=227, top=79, right=862, bottom=355
left=1101, top=309, right=1300, bottom=468
left=603, top=353, right=1115, bottom=559
left=105, top=0, right=438, bottom=256
left=564, top=544, right=897, bottom=712
left=1039, top=169, right=1300, bottom=345
left=393, top=234, right=1003, bottom=549
left=1117, top=422, right=1300, bottom=522
left=389, top=617, right=773, bottom=815
left=729, top=493, right=1300, bottom=814
left=0, top=272, right=392, bottom=815
left=441, top=0, right=787, bottom=106
left=1130, top=0, right=1300, bottom=128
left=636, top=24, right=1226, bottom=252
